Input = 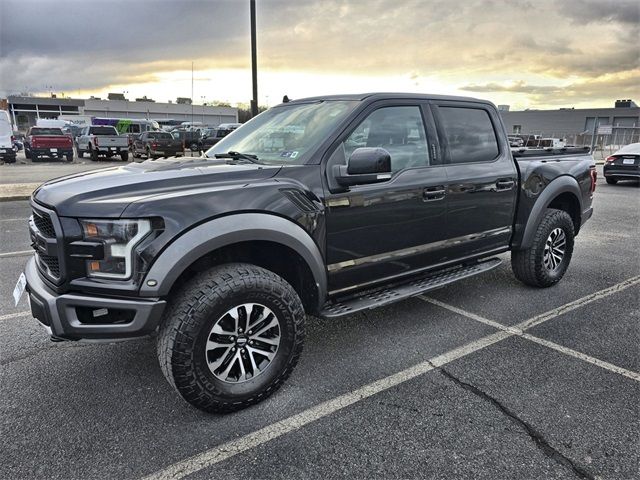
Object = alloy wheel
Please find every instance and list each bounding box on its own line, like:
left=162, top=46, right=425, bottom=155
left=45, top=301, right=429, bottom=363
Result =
left=205, top=303, right=281, bottom=383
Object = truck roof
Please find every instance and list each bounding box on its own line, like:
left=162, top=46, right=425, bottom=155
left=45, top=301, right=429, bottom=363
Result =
left=285, top=92, right=491, bottom=105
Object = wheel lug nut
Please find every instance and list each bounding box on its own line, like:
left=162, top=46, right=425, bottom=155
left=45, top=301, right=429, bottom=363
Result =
left=232, top=347, right=236, bottom=351
left=248, top=330, right=252, bottom=335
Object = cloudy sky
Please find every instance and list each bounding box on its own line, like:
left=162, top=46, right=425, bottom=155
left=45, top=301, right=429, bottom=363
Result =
left=1, top=0, right=638, bottom=110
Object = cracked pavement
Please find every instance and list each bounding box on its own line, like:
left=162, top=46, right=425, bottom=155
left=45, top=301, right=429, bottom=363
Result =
left=1, top=167, right=639, bottom=479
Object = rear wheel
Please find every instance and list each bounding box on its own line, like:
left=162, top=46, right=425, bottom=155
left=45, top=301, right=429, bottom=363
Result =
left=157, top=263, right=305, bottom=413
left=120, top=152, right=128, bottom=161
left=90, top=146, right=98, bottom=162
left=511, top=208, right=575, bottom=288
left=606, top=178, right=617, bottom=185
left=65, top=153, right=74, bottom=162
left=190, top=142, right=199, bottom=152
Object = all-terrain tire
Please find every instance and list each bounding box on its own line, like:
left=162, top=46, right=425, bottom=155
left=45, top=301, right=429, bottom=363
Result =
left=511, top=208, right=575, bottom=288
left=157, top=263, right=306, bottom=413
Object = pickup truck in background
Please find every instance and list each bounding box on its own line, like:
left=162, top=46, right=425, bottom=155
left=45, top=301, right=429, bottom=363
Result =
left=76, top=125, right=129, bottom=161
left=19, top=93, right=596, bottom=414
left=132, top=131, right=184, bottom=160
left=24, top=127, right=74, bottom=162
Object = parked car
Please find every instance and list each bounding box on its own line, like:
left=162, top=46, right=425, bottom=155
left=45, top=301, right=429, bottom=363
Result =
left=171, top=129, right=203, bottom=151
left=199, top=127, right=233, bottom=150
left=132, top=131, right=184, bottom=160
left=24, top=127, right=74, bottom=162
left=604, top=143, right=640, bottom=184
left=19, top=93, right=596, bottom=413
left=76, top=125, right=129, bottom=161
left=0, top=110, right=17, bottom=163
left=507, top=135, right=524, bottom=148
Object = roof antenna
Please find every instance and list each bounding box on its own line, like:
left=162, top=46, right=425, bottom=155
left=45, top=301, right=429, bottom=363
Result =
left=282, top=95, right=290, bottom=103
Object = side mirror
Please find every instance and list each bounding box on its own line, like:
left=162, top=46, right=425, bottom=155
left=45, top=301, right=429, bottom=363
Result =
left=334, top=147, right=392, bottom=187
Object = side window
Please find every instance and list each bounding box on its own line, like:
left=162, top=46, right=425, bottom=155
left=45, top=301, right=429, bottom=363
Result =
left=438, top=107, right=499, bottom=164
left=343, top=106, right=429, bottom=173
left=128, top=124, right=141, bottom=134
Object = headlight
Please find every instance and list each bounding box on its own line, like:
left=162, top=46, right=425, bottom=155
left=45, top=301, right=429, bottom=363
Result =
left=80, top=219, right=151, bottom=279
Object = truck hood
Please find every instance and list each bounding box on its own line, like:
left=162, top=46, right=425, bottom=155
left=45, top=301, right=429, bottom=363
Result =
left=33, top=156, right=282, bottom=217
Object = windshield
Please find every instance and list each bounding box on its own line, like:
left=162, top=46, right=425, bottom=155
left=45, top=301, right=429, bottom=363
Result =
left=205, top=100, right=358, bottom=164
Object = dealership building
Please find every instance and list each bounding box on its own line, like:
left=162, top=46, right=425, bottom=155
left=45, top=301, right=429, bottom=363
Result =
left=4, top=95, right=239, bottom=131
left=499, top=100, right=639, bottom=144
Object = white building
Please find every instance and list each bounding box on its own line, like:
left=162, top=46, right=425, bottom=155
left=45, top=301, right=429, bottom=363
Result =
left=5, top=95, right=238, bottom=131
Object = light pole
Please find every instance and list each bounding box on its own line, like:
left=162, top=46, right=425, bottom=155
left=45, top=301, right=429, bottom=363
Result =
left=201, top=96, right=206, bottom=125
left=250, top=0, right=258, bottom=117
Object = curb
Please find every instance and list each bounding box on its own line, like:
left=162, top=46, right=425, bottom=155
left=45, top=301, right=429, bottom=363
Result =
left=0, top=183, right=40, bottom=202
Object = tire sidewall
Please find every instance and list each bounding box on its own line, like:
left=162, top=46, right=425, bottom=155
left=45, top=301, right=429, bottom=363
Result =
left=172, top=271, right=303, bottom=406
left=534, top=211, right=574, bottom=285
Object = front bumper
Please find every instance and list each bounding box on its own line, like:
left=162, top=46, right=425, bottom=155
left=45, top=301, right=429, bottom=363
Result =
left=24, top=256, right=166, bottom=341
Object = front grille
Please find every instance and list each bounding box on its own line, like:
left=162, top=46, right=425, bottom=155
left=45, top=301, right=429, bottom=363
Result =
left=38, top=254, right=60, bottom=279
left=33, top=210, right=56, bottom=238
left=30, top=204, right=64, bottom=284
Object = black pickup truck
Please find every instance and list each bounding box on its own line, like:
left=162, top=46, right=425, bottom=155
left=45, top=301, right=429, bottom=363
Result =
left=18, top=93, right=596, bottom=413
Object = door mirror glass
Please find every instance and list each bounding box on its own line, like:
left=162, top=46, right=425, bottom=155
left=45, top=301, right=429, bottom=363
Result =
left=347, top=147, right=391, bottom=174
left=334, top=147, right=392, bottom=187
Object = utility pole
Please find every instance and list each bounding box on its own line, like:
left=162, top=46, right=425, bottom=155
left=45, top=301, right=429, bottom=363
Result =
left=250, top=0, right=258, bottom=117
left=191, top=61, right=194, bottom=124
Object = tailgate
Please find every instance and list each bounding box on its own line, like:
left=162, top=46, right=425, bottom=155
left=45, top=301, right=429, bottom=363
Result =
left=32, top=135, right=72, bottom=148
left=98, top=136, right=129, bottom=147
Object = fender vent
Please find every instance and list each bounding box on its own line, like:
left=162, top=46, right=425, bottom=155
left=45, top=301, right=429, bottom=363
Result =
left=281, top=189, right=320, bottom=213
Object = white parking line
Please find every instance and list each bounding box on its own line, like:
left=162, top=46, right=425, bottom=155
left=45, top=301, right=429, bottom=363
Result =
left=141, top=331, right=511, bottom=480
left=0, top=218, right=26, bottom=222
left=141, top=275, right=640, bottom=480
left=0, top=250, right=32, bottom=258
left=0, top=311, right=31, bottom=322
left=421, top=275, right=640, bottom=382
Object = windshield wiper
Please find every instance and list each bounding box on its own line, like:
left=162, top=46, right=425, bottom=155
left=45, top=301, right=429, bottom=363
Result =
left=214, top=151, right=261, bottom=164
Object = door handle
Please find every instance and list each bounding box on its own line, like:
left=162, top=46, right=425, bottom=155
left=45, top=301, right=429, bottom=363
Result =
left=496, top=180, right=515, bottom=191
left=423, top=186, right=446, bottom=201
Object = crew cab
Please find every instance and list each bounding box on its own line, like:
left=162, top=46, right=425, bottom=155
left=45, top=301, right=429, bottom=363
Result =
left=17, top=93, right=595, bottom=414
left=24, top=127, right=74, bottom=162
left=132, top=131, right=184, bottom=160
left=199, top=127, right=234, bottom=150
left=76, top=126, right=129, bottom=161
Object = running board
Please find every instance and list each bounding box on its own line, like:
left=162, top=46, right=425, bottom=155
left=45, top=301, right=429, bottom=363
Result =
left=320, top=258, right=502, bottom=318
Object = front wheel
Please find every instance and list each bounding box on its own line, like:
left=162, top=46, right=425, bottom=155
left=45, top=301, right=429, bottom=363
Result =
left=157, top=263, right=306, bottom=413
left=511, top=208, right=575, bottom=288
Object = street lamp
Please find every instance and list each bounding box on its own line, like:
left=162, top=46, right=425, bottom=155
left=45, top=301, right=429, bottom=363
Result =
left=250, top=0, right=258, bottom=117
left=201, top=96, right=206, bottom=125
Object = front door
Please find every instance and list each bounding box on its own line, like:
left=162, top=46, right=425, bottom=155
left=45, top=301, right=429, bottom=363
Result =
left=324, top=103, right=449, bottom=294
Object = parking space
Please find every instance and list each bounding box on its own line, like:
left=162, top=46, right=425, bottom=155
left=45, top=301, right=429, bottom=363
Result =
left=0, top=171, right=638, bottom=480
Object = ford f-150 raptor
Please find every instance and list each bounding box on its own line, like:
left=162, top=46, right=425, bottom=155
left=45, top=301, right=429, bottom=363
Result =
left=18, top=93, right=596, bottom=413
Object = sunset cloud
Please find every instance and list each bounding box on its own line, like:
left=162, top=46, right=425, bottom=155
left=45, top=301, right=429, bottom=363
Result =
left=1, top=0, right=638, bottom=109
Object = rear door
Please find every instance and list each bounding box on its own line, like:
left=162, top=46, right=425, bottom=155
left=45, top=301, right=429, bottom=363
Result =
left=324, top=101, right=449, bottom=294
left=431, top=102, right=517, bottom=258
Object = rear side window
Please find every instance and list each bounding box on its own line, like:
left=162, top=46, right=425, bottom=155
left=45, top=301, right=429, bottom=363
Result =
left=438, top=107, right=499, bottom=164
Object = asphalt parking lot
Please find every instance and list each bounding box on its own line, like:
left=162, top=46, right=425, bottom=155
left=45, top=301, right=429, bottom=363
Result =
left=0, top=166, right=638, bottom=480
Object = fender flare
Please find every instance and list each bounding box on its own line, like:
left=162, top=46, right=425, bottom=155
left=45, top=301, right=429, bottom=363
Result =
left=139, top=213, right=327, bottom=307
left=519, top=175, right=583, bottom=249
